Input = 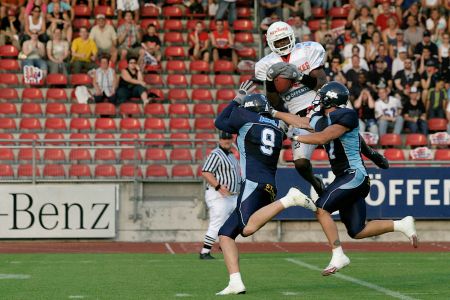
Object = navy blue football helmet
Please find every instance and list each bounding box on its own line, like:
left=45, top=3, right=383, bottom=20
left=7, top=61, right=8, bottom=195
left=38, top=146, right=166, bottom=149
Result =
left=313, top=81, right=350, bottom=109
left=242, top=93, right=271, bottom=115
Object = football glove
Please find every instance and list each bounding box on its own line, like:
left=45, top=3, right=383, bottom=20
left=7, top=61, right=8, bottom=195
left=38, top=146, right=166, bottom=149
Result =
left=233, top=80, right=256, bottom=105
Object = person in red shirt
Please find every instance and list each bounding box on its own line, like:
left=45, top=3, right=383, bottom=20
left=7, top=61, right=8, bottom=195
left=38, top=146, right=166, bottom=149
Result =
left=375, top=0, right=401, bottom=31
left=188, top=21, right=210, bottom=62
left=210, top=19, right=237, bottom=67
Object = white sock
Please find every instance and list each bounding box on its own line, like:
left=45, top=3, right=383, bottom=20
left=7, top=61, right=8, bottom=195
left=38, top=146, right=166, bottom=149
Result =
left=200, top=248, right=210, bottom=254
left=280, top=196, right=294, bottom=209
left=393, top=219, right=405, bottom=233
left=229, top=272, right=243, bottom=286
left=332, top=246, right=344, bottom=257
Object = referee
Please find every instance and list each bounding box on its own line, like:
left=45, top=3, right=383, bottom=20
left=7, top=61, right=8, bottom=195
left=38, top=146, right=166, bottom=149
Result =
left=199, top=131, right=241, bottom=259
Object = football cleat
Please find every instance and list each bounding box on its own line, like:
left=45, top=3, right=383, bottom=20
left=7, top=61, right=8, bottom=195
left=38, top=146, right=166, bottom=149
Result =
left=314, top=175, right=325, bottom=196
left=216, top=283, right=246, bottom=296
left=285, top=187, right=317, bottom=212
left=199, top=253, right=215, bottom=260
left=401, top=216, right=418, bottom=248
left=322, top=254, right=350, bottom=276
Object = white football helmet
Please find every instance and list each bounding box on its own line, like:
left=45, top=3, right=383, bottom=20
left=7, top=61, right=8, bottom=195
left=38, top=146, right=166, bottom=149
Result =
left=266, top=21, right=296, bottom=56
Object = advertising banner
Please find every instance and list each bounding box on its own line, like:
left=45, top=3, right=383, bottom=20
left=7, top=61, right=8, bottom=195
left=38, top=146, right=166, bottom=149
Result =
left=275, top=167, right=450, bottom=220
left=0, top=184, right=118, bottom=238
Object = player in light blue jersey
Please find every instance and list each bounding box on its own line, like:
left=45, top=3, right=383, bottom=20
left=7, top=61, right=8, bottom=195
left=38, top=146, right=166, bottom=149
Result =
left=271, top=81, right=418, bottom=276
left=214, top=81, right=316, bottom=295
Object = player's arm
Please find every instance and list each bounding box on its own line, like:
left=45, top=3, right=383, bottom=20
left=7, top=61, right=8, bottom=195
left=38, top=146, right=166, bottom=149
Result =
left=271, top=110, right=313, bottom=131
left=309, top=67, right=327, bottom=91
left=293, top=124, right=348, bottom=145
left=265, top=80, right=284, bottom=111
left=214, top=101, right=240, bottom=134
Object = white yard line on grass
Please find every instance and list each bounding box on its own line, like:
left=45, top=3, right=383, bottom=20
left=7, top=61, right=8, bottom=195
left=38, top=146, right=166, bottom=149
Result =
left=68, top=296, right=85, bottom=299
left=175, top=293, right=192, bottom=297
left=165, top=243, right=175, bottom=254
left=0, top=274, right=30, bottom=279
left=285, top=258, right=418, bottom=300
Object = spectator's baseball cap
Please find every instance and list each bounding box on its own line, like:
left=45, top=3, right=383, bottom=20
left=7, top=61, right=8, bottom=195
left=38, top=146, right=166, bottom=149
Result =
left=410, top=86, right=418, bottom=93
left=426, top=59, right=437, bottom=67
left=423, top=30, right=431, bottom=37
left=96, top=14, right=106, bottom=19
left=398, top=46, right=407, bottom=53
left=219, top=131, right=233, bottom=140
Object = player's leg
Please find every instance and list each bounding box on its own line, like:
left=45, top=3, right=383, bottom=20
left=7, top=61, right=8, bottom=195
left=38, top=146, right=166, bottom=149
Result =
left=360, top=136, right=390, bottom=169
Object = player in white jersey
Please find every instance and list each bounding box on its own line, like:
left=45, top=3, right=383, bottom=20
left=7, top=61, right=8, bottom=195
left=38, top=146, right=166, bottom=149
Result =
left=255, top=21, right=389, bottom=196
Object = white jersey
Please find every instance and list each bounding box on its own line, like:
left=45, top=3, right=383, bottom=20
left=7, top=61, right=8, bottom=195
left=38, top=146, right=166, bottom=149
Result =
left=255, top=42, right=326, bottom=114
left=374, top=96, right=403, bottom=119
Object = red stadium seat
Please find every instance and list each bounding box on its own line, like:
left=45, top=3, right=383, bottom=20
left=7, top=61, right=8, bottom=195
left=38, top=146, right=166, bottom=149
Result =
left=163, top=32, right=184, bottom=44
left=234, top=32, right=254, bottom=45
left=69, top=148, right=92, bottom=162
left=163, top=19, right=184, bottom=31
left=170, top=148, right=193, bottom=162
left=169, top=132, right=191, bottom=146
left=428, top=118, right=448, bottom=132
left=166, top=60, right=186, bottom=73
left=331, top=19, right=347, bottom=29
left=45, top=103, right=67, bottom=115
left=148, top=88, right=164, bottom=101
left=46, top=88, right=68, bottom=102
left=120, top=118, right=141, bottom=132
left=44, top=148, right=66, bottom=162
left=191, top=74, right=212, bottom=87
left=144, top=74, right=164, bottom=86
left=191, top=89, right=213, bottom=102
left=18, top=148, right=41, bottom=161
left=166, top=74, right=188, bottom=87
left=95, top=148, right=117, bottom=162
left=380, top=134, right=402, bottom=147
left=95, top=103, right=116, bottom=116
left=120, top=165, right=142, bottom=178
left=0, top=164, right=14, bottom=177
left=0, top=88, right=18, bottom=101
left=141, top=5, right=160, bottom=17
left=120, top=148, right=142, bottom=161
left=162, top=6, right=184, bottom=17
left=383, top=149, right=405, bottom=161
left=194, top=118, right=215, bottom=131
left=146, top=165, right=168, bottom=178
left=70, top=103, right=92, bottom=116
left=237, top=7, right=252, bottom=18
left=69, top=164, right=92, bottom=178
left=282, top=149, right=293, bottom=162
left=214, top=74, right=235, bottom=87
left=233, top=19, right=253, bottom=31
left=405, top=133, right=427, bottom=147
left=195, top=133, right=216, bottom=146
left=168, top=103, right=190, bottom=116
left=0, top=133, right=14, bottom=145
left=216, top=89, right=236, bottom=102
left=169, top=118, right=191, bottom=131
left=435, top=149, right=450, bottom=160
left=140, top=19, right=160, bottom=31
left=0, top=148, right=14, bottom=161
left=69, top=133, right=90, bottom=145
left=20, top=118, right=42, bottom=131
left=195, top=147, right=213, bottom=162
left=43, top=132, right=65, bottom=145
left=210, top=19, right=229, bottom=31
left=95, top=118, right=117, bottom=131
left=70, top=118, right=91, bottom=131
left=119, top=103, right=141, bottom=116
left=144, top=118, right=166, bottom=131
left=213, top=60, right=235, bottom=73
left=18, top=164, right=40, bottom=177
left=43, top=164, right=65, bottom=177
left=94, top=133, right=115, bottom=145
left=71, top=74, right=92, bottom=86
left=22, top=88, right=43, bottom=102
left=94, top=5, right=114, bottom=17
left=236, top=47, right=256, bottom=59
left=329, top=7, right=350, bottom=18
left=45, top=118, right=67, bottom=131
left=46, top=74, right=68, bottom=86
left=186, top=19, right=206, bottom=30
left=144, top=103, right=166, bottom=116
left=145, top=148, right=168, bottom=162
left=164, top=46, right=186, bottom=59
left=189, top=60, right=210, bottom=73
left=311, top=7, right=326, bottom=18
left=193, top=103, right=215, bottom=116
left=172, top=165, right=194, bottom=178
left=95, top=165, right=117, bottom=178
left=119, top=133, right=140, bottom=145
left=143, top=133, right=165, bottom=146
left=0, top=45, right=19, bottom=57
left=74, top=5, right=91, bottom=17
left=73, top=18, right=92, bottom=30
left=307, top=20, right=321, bottom=31
left=0, top=118, right=16, bottom=130
left=0, top=59, right=20, bottom=71
left=311, top=148, right=328, bottom=161
left=19, top=133, right=39, bottom=144
left=0, top=103, right=17, bottom=115
left=167, top=89, right=189, bottom=102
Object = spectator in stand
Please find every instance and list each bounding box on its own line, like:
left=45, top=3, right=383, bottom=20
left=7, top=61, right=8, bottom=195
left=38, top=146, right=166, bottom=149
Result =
left=389, top=30, right=410, bottom=59
left=354, top=88, right=378, bottom=134
left=426, top=8, right=446, bottom=35
left=345, top=55, right=369, bottom=89
left=382, top=17, right=400, bottom=48
left=260, top=11, right=280, bottom=35
left=403, top=15, right=424, bottom=50
left=47, top=0, right=73, bottom=20
left=282, top=0, right=311, bottom=20
left=425, top=76, right=447, bottom=119
left=70, top=26, right=98, bottom=73
left=361, top=22, right=376, bottom=45
left=71, top=0, right=93, bottom=12
left=1, top=0, right=25, bottom=24
left=343, top=32, right=365, bottom=60
left=208, top=0, right=218, bottom=17
left=260, top=0, right=282, bottom=18
left=421, top=59, right=440, bottom=102
left=93, top=55, right=118, bottom=104
left=374, top=43, right=392, bottom=70
left=185, top=0, right=206, bottom=15
left=117, top=0, right=139, bottom=23
left=401, top=2, right=425, bottom=28
left=438, top=33, right=450, bottom=78
left=117, top=11, right=142, bottom=64
left=446, top=101, right=450, bottom=134
left=46, top=1, right=72, bottom=42
left=140, top=23, right=162, bottom=69
left=89, top=14, right=118, bottom=64
left=215, top=0, right=236, bottom=26
left=210, top=19, right=237, bottom=67
left=391, top=46, right=408, bottom=77
left=314, top=19, right=331, bottom=45
left=290, top=15, right=311, bottom=42
left=375, top=0, right=401, bottom=31
left=349, top=71, right=375, bottom=101
left=342, top=45, right=369, bottom=72
left=325, top=55, right=347, bottom=84
left=365, top=30, right=382, bottom=64
left=417, top=47, right=434, bottom=74
left=24, top=5, right=48, bottom=43
left=46, top=27, right=69, bottom=75
left=94, top=0, right=115, bottom=11
left=22, top=30, right=47, bottom=78
left=188, top=21, right=210, bottom=62
left=0, top=8, right=21, bottom=50
left=351, top=5, right=374, bottom=37
left=369, top=56, right=393, bottom=91
left=25, top=0, right=47, bottom=17
left=394, top=57, right=420, bottom=95
left=375, top=85, right=404, bottom=135
left=403, top=86, right=428, bottom=134
left=414, top=30, right=438, bottom=59
left=116, top=56, right=149, bottom=105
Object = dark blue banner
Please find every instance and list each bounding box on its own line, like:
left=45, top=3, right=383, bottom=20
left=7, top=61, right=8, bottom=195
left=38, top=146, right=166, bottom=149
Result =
left=275, top=167, right=450, bottom=220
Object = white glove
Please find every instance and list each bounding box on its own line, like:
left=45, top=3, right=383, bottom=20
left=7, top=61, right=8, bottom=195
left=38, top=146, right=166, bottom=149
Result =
left=233, top=80, right=256, bottom=105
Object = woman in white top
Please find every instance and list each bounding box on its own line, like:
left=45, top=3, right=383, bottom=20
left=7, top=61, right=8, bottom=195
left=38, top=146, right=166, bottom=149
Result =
left=46, top=27, right=69, bottom=75
left=24, top=5, right=48, bottom=43
left=438, top=33, right=450, bottom=75
left=93, top=55, right=118, bottom=105
left=365, top=30, right=381, bottom=64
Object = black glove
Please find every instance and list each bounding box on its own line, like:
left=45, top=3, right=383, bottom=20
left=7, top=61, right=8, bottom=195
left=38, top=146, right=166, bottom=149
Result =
left=233, top=80, right=256, bottom=105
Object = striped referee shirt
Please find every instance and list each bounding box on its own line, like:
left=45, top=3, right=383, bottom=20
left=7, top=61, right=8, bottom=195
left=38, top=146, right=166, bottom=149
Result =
left=202, top=146, right=241, bottom=194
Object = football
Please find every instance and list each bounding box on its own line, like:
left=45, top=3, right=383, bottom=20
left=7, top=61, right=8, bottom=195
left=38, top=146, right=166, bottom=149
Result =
left=273, top=76, right=294, bottom=94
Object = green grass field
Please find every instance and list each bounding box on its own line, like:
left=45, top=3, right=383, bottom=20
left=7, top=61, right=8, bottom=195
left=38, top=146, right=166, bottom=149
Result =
left=0, top=252, right=449, bottom=300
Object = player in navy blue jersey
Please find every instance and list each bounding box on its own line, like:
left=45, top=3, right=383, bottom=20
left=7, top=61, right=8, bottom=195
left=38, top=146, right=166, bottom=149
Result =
left=214, top=81, right=317, bottom=295
left=271, top=81, right=418, bottom=276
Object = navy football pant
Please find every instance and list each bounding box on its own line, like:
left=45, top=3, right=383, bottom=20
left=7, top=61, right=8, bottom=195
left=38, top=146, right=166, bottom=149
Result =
left=218, top=180, right=276, bottom=239
left=315, top=170, right=370, bottom=238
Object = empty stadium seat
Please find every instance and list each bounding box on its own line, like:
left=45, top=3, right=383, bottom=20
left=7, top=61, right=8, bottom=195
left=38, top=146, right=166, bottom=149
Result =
left=144, top=74, right=164, bottom=86
left=0, top=133, right=14, bottom=145
left=195, top=133, right=216, bottom=146
left=164, top=46, right=186, bottom=59
left=428, top=118, right=448, bottom=132
left=22, top=88, right=43, bottom=102
left=190, top=74, right=212, bottom=87
left=189, top=60, right=210, bottom=73
left=233, top=19, right=253, bottom=31
left=194, top=118, right=215, bottom=131
left=69, top=148, right=92, bottom=162
left=237, top=7, right=252, bottom=18
left=163, top=32, right=184, bottom=44
left=329, top=7, right=350, bottom=18
left=95, top=165, right=117, bottom=178
left=0, top=88, right=18, bottom=101
left=214, top=74, right=235, bottom=87
left=140, top=19, right=160, bottom=31
left=70, top=118, right=92, bottom=131
left=162, top=6, right=184, bottom=17
left=0, top=103, right=17, bottom=115
left=148, top=88, right=165, bottom=101
left=193, top=103, right=215, bottom=116
left=18, top=164, right=40, bottom=177
left=20, top=103, right=42, bottom=116
left=191, top=89, right=213, bottom=102
left=95, top=118, right=117, bottom=131
left=167, top=89, right=189, bottom=102
left=95, top=148, right=117, bottom=162
left=0, top=118, right=16, bottom=130
left=94, top=5, right=114, bottom=17
left=311, top=7, right=326, bottom=18
left=20, top=118, right=42, bottom=131
left=282, top=149, right=293, bottom=162
left=170, top=148, right=193, bottom=162
left=0, top=164, right=14, bottom=177
left=118, top=133, right=139, bottom=145
left=311, top=148, right=328, bottom=161
left=0, top=73, right=19, bottom=86
left=45, top=118, right=67, bottom=131
left=216, top=89, right=236, bottom=102
left=120, top=148, right=142, bottom=161
left=70, top=103, right=92, bottom=116
left=73, top=18, right=92, bottom=30
left=405, top=133, right=427, bottom=148
left=74, top=4, right=91, bottom=17
left=435, top=149, right=450, bottom=160
left=120, top=118, right=141, bottom=132
left=169, top=132, right=191, bottom=146
left=19, top=132, right=39, bottom=144
left=144, top=118, right=166, bottom=131
left=166, top=60, right=187, bottom=73
left=167, top=74, right=188, bottom=87
left=143, top=133, right=165, bottom=146
left=144, top=103, right=166, bottom=116
left=172, top=165, right=194, bottom=178
left=0, top=45, right=19, bottom=57
left=69, top=164, right=92, bottom=178
left=18, top=148, right=41, bottom=161
left=383, top=149, right=405, bottom=161
left=0, top=148, right=14, bottom=161
left=69, top=133, right=90, bottom=145
left=163, top=19, right=184, bottom=31
left=45, top=103, right=67, bottom=115
left=169, top=118, right=191, bottom=131
left=380, top=134, right=402, bottom=147
left=46, top=74, right=68, bottom=86
left=94, top=133, right=115, bottom=145
left=44, top=148, right=66, bottom=162
left=71, top=74, right=92, bottom=86
left=145, top=148, right=168, bottom=161
left=213, top=60, right=235, bottom=73
left=146, top=165, right=168, bottom=178
left=168, top=103, right=190, bottom=116
left=195, top=147, right=213, bottom=162
left=0, top=59, right=20, bottom=71
left=43, top=164, right=65, bottom=177
left=331, top=19, right=347, bottom=29
left=43, top=132, right=65, bottom=145
left=120, top=165, right=142, bottom=178
left=234, top=32, right=254, bottom=44
left=46, top=88, right=68, bottom=102
left=141, top=5, right=160, bottom=17
left=95, top=103, right=116, bottom=116
left=236, top=47, right=256, bottom=59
